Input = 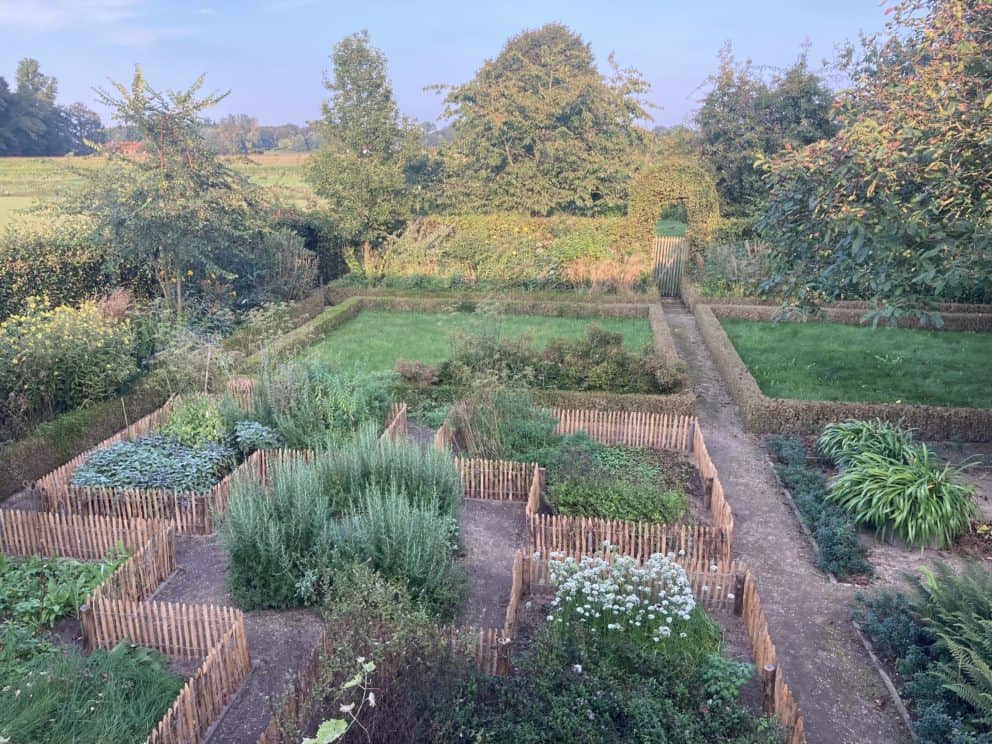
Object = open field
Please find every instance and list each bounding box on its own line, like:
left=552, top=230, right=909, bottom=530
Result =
left=303, top=309, right=653, bottom=371
left=0, top=153, right=315, bottom=228
left=721, top=317, right=992, bottom=408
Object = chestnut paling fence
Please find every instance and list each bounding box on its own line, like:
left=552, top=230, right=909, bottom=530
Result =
left=31, top=393, right=411, bottom=535
left=0, top=509, right=252, bottom=744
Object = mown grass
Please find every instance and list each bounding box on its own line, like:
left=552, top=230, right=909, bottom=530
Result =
left=303, top=310, right=654, bottom=372
left=721, top=318, right=992, bottom=408
left=655, top=218, right=687, bottom=237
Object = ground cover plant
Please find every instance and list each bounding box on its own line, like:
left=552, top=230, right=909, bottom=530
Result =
left=220, top=424, right=464, bottom=617
left=430, top=550, right=778, bottom=743
left=303, top=309, right=652, bottom=374
left=817, top=420, right=978, bottom=549
left=720, top=318, right=992, bottom=408
left=854, top=561, right=992, bottom=742
left=70, top=394, right=280, bottom=491
left=766, top=435, right=872, bottom=580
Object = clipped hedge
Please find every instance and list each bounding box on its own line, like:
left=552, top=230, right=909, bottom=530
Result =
left=709, top=303, right=992, bottom=333
left=241, top=297, right=363, bottom=369
left=532, top=389, right=695, bottom=415
left=693, top=303, right=992, bottom=441
left=0, top=376, right=170, bottom=500
left=680, top=278, right=992, bottom=318
left=326, top=285, right=654, bottom=305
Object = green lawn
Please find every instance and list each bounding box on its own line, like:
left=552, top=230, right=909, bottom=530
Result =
left=304, top=310, right=654, bottom=372
left=655, top=218, right=687, bottom=237
left=721, top=318, right=992, bottom=408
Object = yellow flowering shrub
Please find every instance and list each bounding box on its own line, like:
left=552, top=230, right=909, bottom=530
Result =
left=0, top=299, right=137, bottom=421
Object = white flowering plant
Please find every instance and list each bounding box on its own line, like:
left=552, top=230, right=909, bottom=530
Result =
left=546, top=548, right=713, bottom=658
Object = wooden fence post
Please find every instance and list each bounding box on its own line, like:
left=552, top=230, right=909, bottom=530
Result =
left=762, top=663, right=777, bottom=715
left=733, top=574, right=746, bottom=616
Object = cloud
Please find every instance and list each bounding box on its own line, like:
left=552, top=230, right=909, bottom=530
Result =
left=0, top=1, right=195, bottom=46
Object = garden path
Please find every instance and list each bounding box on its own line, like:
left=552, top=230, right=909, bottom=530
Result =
left=458, top=498, right=527, bottom=628
left=663, top=302, right=909, bottom=744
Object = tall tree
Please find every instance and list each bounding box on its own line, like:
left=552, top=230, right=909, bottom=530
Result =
left=757, top=0, right=992, bottom=317
left=697, top=45, right=835, bottom=216
left=306, top=31, right=415, bottom=277
left=438, top=23, right=650, bottom=216
left=68, top=67, right=269, bottom=316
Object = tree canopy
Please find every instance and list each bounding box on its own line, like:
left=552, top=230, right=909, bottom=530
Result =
left=306, top=31, right=417, bottom=268
left=438, top=23, right=650, bottom=217
left=0, top=58, right=103, bottom=155
left=696, top=45, right=835, bottom=217
left=757, top=0, right=992, bottom=317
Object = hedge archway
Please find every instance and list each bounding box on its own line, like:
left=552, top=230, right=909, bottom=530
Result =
left=625, top=159, right=720, bottom=247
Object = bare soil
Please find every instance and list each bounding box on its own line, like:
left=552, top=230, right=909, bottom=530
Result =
left=665, top=303, right=909, bottom=744
left=150, top=535, right=324, bottom=744
left=458, top=499, right=527, bottom=627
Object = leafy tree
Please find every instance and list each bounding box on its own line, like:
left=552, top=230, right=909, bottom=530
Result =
left=757, top=0, right=992, bottom=317
left=437, top=23, right=650, bottom=216
left=66, top=67, right=270, bottom=316
left=306, top=31, right=416, bottom=279
left=697, top=44, right=835, bottom=216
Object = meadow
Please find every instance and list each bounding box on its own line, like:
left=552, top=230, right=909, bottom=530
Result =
left=303, top=309, right=654, bottom=372
left=0, top=152, right=315, bottom=228
left=721, top=318, right=992, bottom=408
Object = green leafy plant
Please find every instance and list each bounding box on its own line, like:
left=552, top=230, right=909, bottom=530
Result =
left=229, top=419, right=283, bottom=455
left=159, top=395, right=226, bottom=447
left=817, top=419, right=917, bottom=468
left=71, top=434, right=234, bottom=492
left=828, top=447, right=977, bottom=548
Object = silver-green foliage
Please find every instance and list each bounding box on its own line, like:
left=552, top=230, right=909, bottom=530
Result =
left=253, top=359, right=393, bottom=449
left=827, top=447, right=976, bottom=548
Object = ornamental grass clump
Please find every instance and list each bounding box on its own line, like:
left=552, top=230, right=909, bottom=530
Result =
left=828, top=446, right=977, bottom=548
left=547, top=549, right=717, bottom=661
left=817, top=419, right=917, bottom=467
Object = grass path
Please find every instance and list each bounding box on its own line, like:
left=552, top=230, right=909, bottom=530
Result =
left=666, top=303, right=909, bottom=744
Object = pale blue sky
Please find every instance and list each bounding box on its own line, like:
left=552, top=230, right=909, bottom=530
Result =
left=0, top=1, right=890, bottom=127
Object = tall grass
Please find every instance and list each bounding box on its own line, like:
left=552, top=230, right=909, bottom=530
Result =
left=0, top=642, right=183, bottom=744
left=252, top=357, right=393, bottom=448
left=817, top=419, right=917, bottom=467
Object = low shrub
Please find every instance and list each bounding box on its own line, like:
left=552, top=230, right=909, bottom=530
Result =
left=828, top=447, right=977, bottom=548
left=252, top=358, right=394, bottom=448
left=0, top=298, right=137, bottom=428
left=71, top=434, right=234, bottom=492
left=766, top=435, right=872, bottom=579
left=221, top=427, right=464, bottom=616
left=438, top=324, right=681, bottom=395
left=0, top=642, right=183, bottom=744
left=817, top=419, right=917, bottom=467
left=448, top=382, right=559, bottom=460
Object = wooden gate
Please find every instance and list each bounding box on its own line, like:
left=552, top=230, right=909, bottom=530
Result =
left=652, top=236, right=688, bottom=296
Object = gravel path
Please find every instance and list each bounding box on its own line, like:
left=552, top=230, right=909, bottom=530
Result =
left=664, top=303, right=909, bottom=744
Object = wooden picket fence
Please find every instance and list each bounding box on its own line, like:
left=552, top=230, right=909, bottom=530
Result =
left=552, top=408, right=693, bottom=450
left=455, top=457, right=538, bottom=500
left=226, top=376, right=255, bottom=410
left=433, top=420, right=455, bottom=452
left=652, top=235, right=689, bottom=296
left=0, top=510, right=251, bottom=744
left=528, top=515, right=730, bottom=564
left=380, top=402, right=408, bottom=442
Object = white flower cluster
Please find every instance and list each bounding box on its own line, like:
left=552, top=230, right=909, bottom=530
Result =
left=546, top=548, right=696, bottom=645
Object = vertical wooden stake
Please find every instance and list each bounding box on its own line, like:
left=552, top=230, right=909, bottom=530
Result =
left=762, top=663, right=777, bottom=715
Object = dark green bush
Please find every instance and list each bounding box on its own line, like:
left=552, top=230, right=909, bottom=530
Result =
left=766, top=435, right=872, bottom=579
